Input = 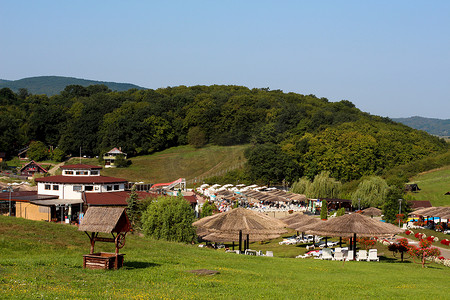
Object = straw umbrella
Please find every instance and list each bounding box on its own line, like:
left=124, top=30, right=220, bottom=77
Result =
left=193, top=207, right=287, bottom=251
left=304, top=213, right=403, bottom=260
left=361, top=207, right=382, bottom=218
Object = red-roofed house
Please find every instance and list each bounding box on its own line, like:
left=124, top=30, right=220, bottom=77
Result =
left=20, top=160, right=48, bottom=177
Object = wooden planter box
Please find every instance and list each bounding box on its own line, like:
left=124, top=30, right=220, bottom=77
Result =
left=83, top=252, right=124, bottom=270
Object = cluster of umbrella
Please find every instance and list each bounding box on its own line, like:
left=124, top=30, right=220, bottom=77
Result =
left=193, top=207, right=403, bottom=260
left=411, top=207, right=450, bottom=220
left=213, top=189, right=306, bottom=203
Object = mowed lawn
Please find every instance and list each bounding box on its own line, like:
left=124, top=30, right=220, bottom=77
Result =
left=408, top=165, right=450, bottom=207
left=1, top=216, right=449, bottom=299
left=73, top=144, right=247, bottom=184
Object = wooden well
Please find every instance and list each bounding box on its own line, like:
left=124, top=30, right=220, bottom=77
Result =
left=79, top=207, right=131, bottom=270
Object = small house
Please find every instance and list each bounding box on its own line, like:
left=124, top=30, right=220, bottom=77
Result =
left=20, top=160, right=48, bottom=177
left=103, top=147, right=127, bottom=168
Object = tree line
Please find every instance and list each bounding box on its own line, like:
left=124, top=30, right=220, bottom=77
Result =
left=0, top=84, right=447, bottom=184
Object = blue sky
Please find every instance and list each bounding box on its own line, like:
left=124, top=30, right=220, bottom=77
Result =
left=1, top=1, right=449, bottom=118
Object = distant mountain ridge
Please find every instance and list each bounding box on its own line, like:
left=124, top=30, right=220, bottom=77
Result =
left=392, top=116, right=450, bottom=136
left=0, top=76, right=146, bottom=95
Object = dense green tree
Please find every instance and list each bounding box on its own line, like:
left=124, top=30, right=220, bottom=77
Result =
left=290, top=177, right=310, bottom=195
left=305, top=171, right=341, bottom=199
left=200, top=201, right=216, bottom=218
left=51, top=148, right=65, bottom=162
left=187, top=126, right=207, bottom=148
left=141, top=196, right=197, bottom=243
left=245, top=143, right=300, bottom=185
left=126, top=185, right=140, bottom=229
left=351, top=176, right=389, bottom=208
left=27, top=141, right=49, bottom=161
left=382, top=186, right=410, bottom=224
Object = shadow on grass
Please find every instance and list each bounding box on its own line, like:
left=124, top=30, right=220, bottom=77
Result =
left=124, top=261, right=160, bottom=269
left=380, top=256, right=412, bottom=263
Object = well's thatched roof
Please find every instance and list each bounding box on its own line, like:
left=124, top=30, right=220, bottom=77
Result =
left=193, top=207, right=287, bottom=242
left=361, top=207, right=382, bottom=216
left=303, top=213, right=403, bottom=238
left=78, top=207, right=130, bottom=233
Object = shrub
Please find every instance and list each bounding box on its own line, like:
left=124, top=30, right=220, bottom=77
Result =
left=141, top=196, right=197, bottom=243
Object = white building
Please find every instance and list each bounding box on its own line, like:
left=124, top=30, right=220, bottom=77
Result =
left=35, top=164, right=127, bottom=200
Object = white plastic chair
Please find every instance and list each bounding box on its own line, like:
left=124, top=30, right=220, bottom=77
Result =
left=265, top=251, right=273, bottom=257
left=356, top=250, right=368, bottom=261
left=346, top=250, right=354, bottom=261
left=367, top=249, right=379, bottom=262
left=333, top=250, right=345, bottom=261
left=321, top=248, right=333, bottom=260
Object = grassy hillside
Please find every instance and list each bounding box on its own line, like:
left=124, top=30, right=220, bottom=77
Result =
left=408, top=166, right=450, bottom=207
left=0, top=216, right=449, bottom=299
left=0, top=76, right=146, bottom=95
left=70, top=144, right=248, bottom=184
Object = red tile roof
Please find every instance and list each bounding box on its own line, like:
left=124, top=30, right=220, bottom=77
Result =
left=35, top=175, right=127, bottom=184
left=409, top=200, right=432, bottom=209
left=60, top=164, right=102, bottom=170
left=84, top=191, right=159, bottom=206
left=0, top=191, right=58, bottom=202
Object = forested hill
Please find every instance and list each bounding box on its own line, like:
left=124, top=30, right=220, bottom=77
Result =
left=0, top=76, right=146, bottom=96
left=392, top=116, right=450, bottom=136
left=0, top=84, right=448, bottom=184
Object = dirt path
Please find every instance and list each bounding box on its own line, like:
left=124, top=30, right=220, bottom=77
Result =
left=48, top=161, right=66, bottom=175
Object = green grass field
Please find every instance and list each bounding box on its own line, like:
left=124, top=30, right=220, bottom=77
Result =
left=67, top=145, right=247, bottom=185
left=1, top=216, right=449, bottom=299
left=408, top=166, right=450, bottom=207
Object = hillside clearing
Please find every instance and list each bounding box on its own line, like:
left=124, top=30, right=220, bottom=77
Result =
left=408, top=165, right=450, bottom=207
left=69, top=145, right=247, bottom=184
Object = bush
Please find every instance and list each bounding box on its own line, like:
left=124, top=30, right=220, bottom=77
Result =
left=141, top=196, right=197, bottom=243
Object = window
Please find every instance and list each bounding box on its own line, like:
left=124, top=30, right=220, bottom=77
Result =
left=76, top=171, right=81, bottom=175
left=73, top=186, right=82, bottom=191
left=45, top=184, right=51, bottom=190
left=85, top=186, right=94, bottom=191
left=53, top=185, right=59, bottom=191
left=65, top=171, right=73, bottom=175
left=91, top=171, right=99, bottom=175
left=107, top=185, right=112, bottom=191
left=113, top=185, right=120, bottom=191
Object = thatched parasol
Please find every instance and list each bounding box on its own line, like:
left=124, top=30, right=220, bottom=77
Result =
left=411, top=207, right=450, bottom=218
left=193, top=207, right=287, bottom=243
left=302, top=213, right=403, bottom=260
left=280, top=212, right=316, bottom=228
left=292, top=217, right=322, bottom=232
left=361, top=207, right=382, bottom=217
left=305, top=213, right=403, bottom=238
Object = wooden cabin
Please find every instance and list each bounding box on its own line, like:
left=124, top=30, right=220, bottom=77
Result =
left=19, top=160, right=48, bottom=177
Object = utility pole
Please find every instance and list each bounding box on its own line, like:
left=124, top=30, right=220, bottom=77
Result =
left=398, top=199, right=403, bottom=228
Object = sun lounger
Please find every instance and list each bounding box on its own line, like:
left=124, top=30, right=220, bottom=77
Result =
left=356, top=250, right=368, bottom=261
left=333, top=250, right=345, bottom=261
left=346, top=250, right=354, bottom=261
left=245, top=249, right=257, bottom=256
left=367, top=249, right=379, bottom=261
left=265, top=251, right=273, bottom=257
left=321, top=248, right=333, bottom=260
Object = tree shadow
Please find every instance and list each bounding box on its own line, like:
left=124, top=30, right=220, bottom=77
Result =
left=124, top=261, right=160, bottom=269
